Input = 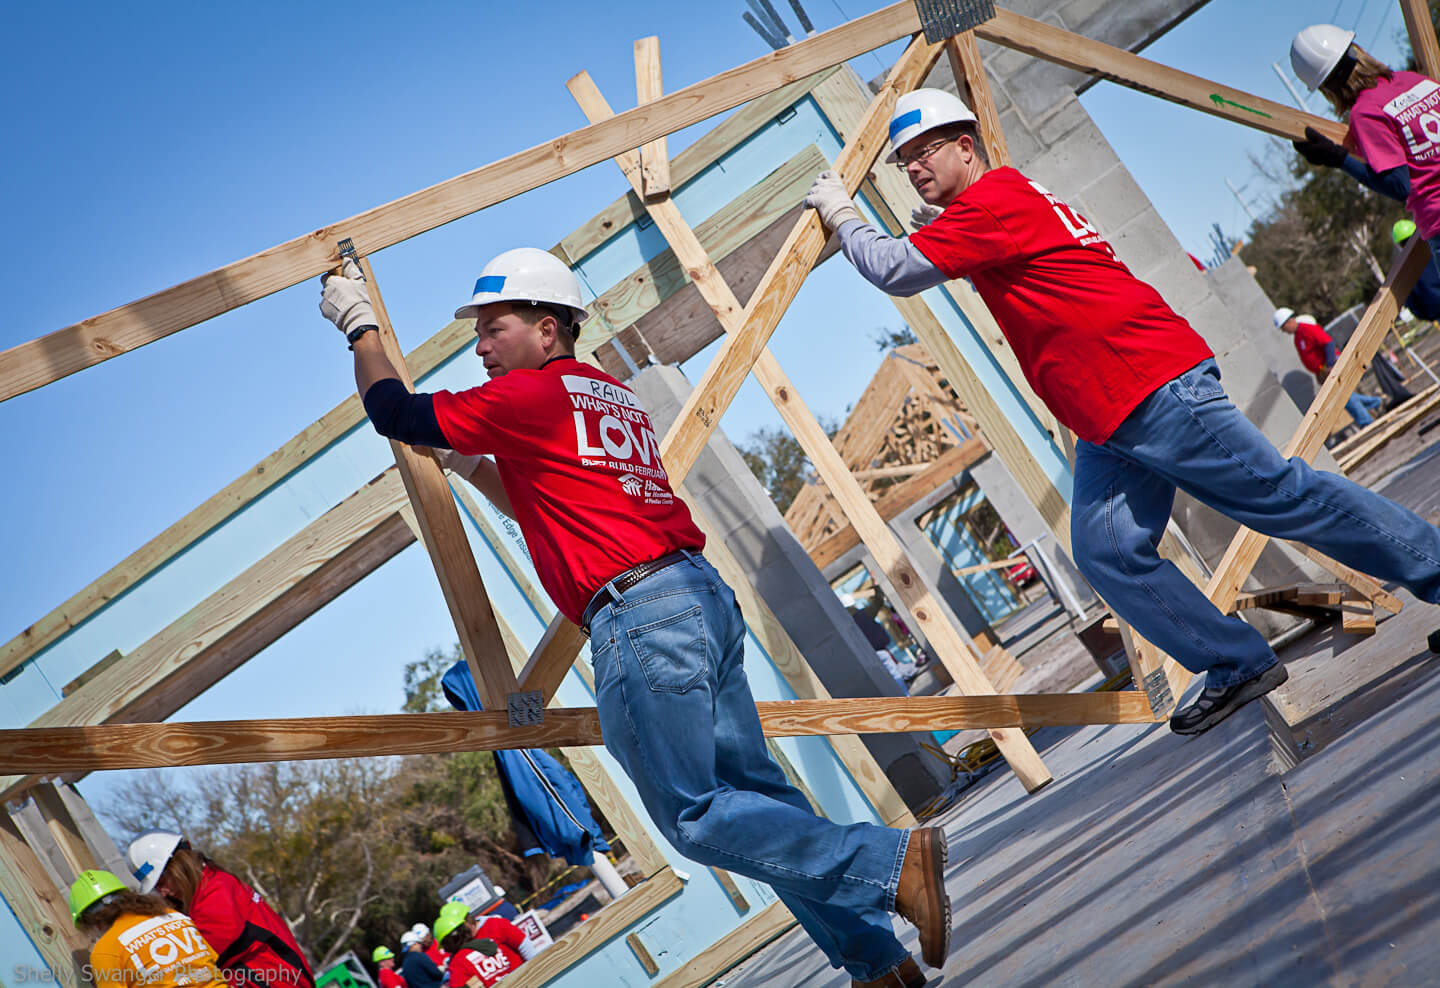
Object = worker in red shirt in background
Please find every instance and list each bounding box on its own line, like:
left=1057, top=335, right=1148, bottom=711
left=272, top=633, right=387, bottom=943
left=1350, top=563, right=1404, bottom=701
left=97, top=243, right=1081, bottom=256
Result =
left=806, top=88, right=1440, bottom=737
left=411, top=922, right=448, bottom=969
left=373, top=946, right=408, bottom=988
left=435, top=903, right=527, bottom=987
left=1273, top=307, right=1383, bottom=426
left=127, top=830, right=315, bottom=987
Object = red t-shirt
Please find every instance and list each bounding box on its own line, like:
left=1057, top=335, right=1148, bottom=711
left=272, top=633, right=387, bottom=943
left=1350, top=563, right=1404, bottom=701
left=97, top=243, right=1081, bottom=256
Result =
left=1291, top=318, right=1332, bottom=376
left=378, top=968, right=408, bottom=988
left=1349, top=70, right=1440, bottom=238
left=189, top=865, right=314, bottom=987
left=424, top=941, right=448, bottom=968
left=432, top=357, right=705, bottom=625
left=908, top=167, right=1214, bottom=443
left=446, top=920, right=527, bottom=987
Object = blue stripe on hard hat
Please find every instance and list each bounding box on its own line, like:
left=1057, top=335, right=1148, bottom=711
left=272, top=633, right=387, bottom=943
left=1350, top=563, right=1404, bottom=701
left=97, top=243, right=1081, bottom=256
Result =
left=889, top=108, right=923, bottom=141
left=134, top=862, right=152, bottom=880
left=474, top=275, right=506, bottom=294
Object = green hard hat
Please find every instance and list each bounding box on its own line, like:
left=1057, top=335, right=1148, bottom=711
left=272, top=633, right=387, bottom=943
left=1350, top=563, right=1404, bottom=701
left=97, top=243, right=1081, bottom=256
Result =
left=435, top=900, right=471, bottom=944
left=68, top=869, right=128, bottom=925
left=372, top=945, right=395, bottom=962
left=1394, top=218, right=1418, bottom=245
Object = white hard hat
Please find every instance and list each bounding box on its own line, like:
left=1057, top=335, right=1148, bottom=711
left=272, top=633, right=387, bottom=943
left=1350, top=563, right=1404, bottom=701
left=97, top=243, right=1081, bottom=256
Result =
left=400, top=930, right=422, bottom=948
left=126, top=829, right=184, bottom=894
left=455, top=247, right=588, bottom=330
left=493, top=884, right=506, bottom=897
left=1291, top=24, right=1356, bottom=90
left=410, top=921, right=430, bottom=939
left=886, top=88, right=978, bottom=164
left=1273, top=307, right=1295, bottom=329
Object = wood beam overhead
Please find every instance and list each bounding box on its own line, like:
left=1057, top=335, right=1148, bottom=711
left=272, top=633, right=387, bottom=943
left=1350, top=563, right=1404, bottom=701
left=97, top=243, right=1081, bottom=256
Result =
left=0, top=693, right=1155, bottom=777
left=0, top=2, right=925, bottom=403
left=973, top=7, right=1345, bottom=144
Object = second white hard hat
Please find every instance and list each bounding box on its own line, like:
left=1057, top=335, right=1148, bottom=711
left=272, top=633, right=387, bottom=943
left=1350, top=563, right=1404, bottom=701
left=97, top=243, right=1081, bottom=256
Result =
left=886, top=88, right=978, bottom=164
left=1273, top=307, right=1296, bottom=329
left=1291, top=24, right=1357, bottom=91
left=126, top=829, right=184, bottom=894
left=455, top=247, right=588, bottom=330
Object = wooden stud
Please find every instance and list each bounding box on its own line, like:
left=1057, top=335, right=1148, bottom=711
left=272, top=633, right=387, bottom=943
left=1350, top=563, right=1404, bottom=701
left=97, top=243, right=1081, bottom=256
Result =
left=974, top=7, right=1346, bottom=144
left=710, top=867, right=751, bottom=913
left=29, top=783, right=99, bottom=877
left=1327, top=385, right=1439, bottom=460
left=1341, top=598, right=1377, bottom=636
left=1284, top=541, right=1403, bottom=615
left=653, top=900, right=796, bottom=988
left=0, top=813, right=87, bottom=985
left=946, top=33, right=1010, bottom=166
left=1336, top=388, right=1440, bottom=472
left=570, top=61, right=1050, bottom=792
left=0, top=2, right=927, bottom=403
left=354, top=258, right=521, bottom=710
left=0, top=694, right=1154, bottom=778
left=627, top=932, right=661, bottom=976
left=1401, top=0, right=1440, bottom=79
left=634, top=37, right=671, bottom=202
left=501, top=868, right=684, bottom=988
left=61, top=649, right=123, bottom=697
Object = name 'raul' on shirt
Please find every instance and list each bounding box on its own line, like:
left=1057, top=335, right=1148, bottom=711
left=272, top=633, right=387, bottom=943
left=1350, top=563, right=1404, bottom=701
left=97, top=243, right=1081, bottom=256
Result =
left=563, top=374, right=673, bottom=502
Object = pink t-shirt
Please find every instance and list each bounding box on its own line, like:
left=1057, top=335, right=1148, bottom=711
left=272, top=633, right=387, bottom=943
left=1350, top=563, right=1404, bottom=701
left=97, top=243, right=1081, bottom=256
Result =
left=1349, top=69, right=1440, bottom=237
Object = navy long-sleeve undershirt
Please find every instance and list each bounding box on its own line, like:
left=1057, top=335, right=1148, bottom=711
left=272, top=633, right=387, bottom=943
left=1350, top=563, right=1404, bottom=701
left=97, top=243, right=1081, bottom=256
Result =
left=362, top=378, right=448, bottom=448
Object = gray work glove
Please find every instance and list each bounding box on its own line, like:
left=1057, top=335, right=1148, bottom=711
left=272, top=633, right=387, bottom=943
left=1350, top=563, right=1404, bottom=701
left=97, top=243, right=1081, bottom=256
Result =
left=436, top=448, right=482, bottom=477
left=909, top=203, right=943, bottom=231
left=804, top=170, right=863, bottom=230
left=319, top=259, right=376, bottom=336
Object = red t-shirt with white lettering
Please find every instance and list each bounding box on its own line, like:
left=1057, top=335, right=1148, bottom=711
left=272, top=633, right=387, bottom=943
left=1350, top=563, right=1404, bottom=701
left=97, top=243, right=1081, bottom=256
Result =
left=1349, top=70, right=1440, bottom=237
left=446, top=921, right=527, bottom=987
left=432, top=357, right=705, bottom=625
left=908, top=167, right=1213, bottom=443
left=1291, top=317, right=1332, bottom=376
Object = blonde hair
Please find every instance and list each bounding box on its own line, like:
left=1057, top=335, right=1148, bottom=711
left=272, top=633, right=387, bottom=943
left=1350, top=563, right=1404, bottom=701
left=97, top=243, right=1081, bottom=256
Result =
left=1320, top=43, right=1394, bottom=115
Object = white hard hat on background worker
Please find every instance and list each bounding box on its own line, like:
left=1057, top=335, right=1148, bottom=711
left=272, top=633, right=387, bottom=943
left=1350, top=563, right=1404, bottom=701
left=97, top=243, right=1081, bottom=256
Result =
left=125, top=828, right=184, bottom=893
left=454, top=247, right=589, bottom=330
left=1290, top=24, right=1357, bottom=90
left=1273, top=307, right=1295, bottom=329
left=884, top=88, right=977, bottom=163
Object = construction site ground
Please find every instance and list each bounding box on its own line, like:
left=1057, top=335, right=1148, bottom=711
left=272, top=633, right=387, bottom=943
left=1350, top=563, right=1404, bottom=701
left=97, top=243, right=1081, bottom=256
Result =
left=719, top=366, right=1440, bottom=986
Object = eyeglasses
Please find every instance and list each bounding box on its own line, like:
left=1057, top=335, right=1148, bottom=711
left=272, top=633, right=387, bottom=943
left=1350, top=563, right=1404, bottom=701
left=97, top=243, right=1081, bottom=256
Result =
left=895, top=136, right=957, bottom=170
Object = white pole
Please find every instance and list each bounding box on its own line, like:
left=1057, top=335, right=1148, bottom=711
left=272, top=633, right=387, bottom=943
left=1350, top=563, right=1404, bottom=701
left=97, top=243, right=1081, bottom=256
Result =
left=1272, top=61, right=1309, bottom=111
left=590, top=853, right=629, bottom=900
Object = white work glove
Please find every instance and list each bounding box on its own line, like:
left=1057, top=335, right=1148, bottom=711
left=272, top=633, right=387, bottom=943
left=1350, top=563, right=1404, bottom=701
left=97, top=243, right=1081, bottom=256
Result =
left=318, top=259, right=377, bottom=337
left=804, top=170, right=863, bottom=230
left=436, top=448, right=482, bottom=478
left=909, top=203, right=943, bottom=231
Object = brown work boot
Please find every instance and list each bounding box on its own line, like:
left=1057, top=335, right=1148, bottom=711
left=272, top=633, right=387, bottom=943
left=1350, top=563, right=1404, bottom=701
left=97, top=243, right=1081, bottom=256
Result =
left=851, top=956, right=927, bottom=987
left=894, top=827, right=951, bottom=968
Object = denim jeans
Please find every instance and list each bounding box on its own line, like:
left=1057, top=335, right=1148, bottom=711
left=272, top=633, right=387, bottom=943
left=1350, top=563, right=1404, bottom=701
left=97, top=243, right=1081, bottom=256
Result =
left=1072, top=359, right=1440, bottom=688
left=586, top=552, right=912, bottom=981
left=1345, top=392, right=1383, bottom=426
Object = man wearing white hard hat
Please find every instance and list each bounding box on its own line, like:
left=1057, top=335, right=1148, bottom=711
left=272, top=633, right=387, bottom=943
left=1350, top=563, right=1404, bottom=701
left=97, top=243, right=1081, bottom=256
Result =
left=1272, top=307, right=1382, bottom=427
left=318, top=247, right=952, bottom=987
left=399, top=927, right=443, bottom=988
left=806, top=88, right=1440, bottom=739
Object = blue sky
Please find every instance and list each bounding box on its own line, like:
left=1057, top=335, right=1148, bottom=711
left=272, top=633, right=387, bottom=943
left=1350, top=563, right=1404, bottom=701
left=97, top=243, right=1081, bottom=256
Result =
left=0, top=0, right=1418, bottom=969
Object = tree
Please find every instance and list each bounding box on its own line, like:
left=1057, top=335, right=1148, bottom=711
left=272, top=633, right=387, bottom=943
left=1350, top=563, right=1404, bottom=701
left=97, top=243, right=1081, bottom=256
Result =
left=869, top=324, right=917, bottom=352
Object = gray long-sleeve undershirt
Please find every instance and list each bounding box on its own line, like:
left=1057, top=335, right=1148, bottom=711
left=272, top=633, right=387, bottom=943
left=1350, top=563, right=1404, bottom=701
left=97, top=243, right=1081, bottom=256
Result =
left=836, top=219, right=949, bottom=297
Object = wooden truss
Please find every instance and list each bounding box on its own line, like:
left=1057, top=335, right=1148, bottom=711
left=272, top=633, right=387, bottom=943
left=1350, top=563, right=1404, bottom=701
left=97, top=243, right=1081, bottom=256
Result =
left=1, top=0, right=1434, bottom=887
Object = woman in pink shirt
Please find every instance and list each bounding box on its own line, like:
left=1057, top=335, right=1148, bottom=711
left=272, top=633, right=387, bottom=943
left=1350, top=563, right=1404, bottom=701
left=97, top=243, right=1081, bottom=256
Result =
left=1290, top=24, right=1440, bottom=258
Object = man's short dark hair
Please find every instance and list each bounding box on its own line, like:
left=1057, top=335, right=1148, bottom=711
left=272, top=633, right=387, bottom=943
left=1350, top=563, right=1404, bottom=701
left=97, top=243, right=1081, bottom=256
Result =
left=513, top=302, right=579, bottom=347
left=936, top=120, right=988, bottom=166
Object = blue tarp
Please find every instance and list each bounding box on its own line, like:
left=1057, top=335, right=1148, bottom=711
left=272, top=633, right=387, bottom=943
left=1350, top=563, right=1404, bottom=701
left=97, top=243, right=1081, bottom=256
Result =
left=441, top=660, right=610, bottom=866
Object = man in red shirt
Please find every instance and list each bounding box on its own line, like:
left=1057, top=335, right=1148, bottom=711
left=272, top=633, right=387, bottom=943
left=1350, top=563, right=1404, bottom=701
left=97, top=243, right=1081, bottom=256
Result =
left=1273, top=307, right=1383, bottom=425
left=318, top=248, right=947, bottom=987
left=373, top=946, right=407, bottom=988
left=436, top=904, right=528, bottom=987
left=807, top=88, right=1440, bottom=736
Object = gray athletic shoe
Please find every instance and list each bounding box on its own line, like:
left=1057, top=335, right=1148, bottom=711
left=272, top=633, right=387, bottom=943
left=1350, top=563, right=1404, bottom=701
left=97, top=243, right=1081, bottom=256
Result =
left=1169, top=662, right=1289, bottom=736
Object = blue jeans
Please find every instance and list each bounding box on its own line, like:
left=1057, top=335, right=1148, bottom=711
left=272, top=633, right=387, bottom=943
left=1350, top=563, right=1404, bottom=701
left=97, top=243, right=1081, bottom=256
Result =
left=1345, top=392, right=1383, bottom=426
left=1072, top=360, right=1440, bottom=688
left=587, top=553, right=912, bottom=981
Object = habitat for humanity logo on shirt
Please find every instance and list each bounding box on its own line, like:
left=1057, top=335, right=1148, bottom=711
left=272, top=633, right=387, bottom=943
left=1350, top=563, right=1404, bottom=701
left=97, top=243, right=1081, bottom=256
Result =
left=563, top=374, right=673, bottom=504
left=1383, top=77, right=1440, bottom=159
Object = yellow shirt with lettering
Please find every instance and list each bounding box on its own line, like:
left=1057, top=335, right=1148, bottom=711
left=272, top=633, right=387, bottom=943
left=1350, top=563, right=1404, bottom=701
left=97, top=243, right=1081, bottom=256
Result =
left=88, top=911, right=221, bottom=988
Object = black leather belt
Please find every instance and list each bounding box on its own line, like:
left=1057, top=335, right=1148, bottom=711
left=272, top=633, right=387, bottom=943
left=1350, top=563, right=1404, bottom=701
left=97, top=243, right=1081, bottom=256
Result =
left=581, top=549, right=694, bottom=635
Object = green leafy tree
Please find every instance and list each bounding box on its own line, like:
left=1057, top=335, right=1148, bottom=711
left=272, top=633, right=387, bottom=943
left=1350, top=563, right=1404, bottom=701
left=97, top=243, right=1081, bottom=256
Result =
left=739, top=415, right=840, bottom=513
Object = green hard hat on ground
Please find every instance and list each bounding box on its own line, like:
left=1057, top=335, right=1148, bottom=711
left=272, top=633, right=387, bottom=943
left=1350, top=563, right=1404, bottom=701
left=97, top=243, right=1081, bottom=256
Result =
left=1394, top=218, right=1418, bottom=245
left=68, top=869, right=128, bottom=925
left=434, top=900, right=471, bottom=944
left=371, top=945, right=395, bottom=962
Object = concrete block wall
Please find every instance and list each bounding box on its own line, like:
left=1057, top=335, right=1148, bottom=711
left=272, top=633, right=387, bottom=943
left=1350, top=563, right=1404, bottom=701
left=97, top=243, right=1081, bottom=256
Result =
left=630, top=365, right=949, bottom=810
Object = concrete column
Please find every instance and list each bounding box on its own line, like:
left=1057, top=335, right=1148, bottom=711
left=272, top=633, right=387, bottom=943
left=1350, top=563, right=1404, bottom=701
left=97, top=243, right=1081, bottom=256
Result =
left=629, top=365, right=948, bottom=810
